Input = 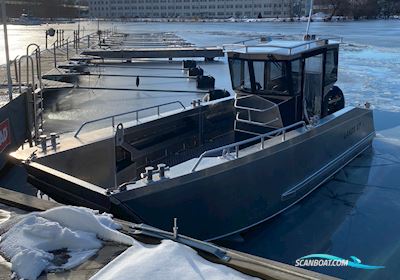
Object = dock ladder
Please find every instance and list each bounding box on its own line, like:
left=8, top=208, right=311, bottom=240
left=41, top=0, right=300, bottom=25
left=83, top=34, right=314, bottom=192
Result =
left=17, top=44, right=44, bottom=143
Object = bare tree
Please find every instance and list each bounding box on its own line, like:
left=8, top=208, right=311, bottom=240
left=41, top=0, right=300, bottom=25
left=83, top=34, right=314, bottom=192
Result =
left=314, top=0, right=351, bottom=17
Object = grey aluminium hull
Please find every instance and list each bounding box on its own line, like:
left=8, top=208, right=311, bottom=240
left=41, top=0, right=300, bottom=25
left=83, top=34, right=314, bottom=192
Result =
left=110, top=107, right=375, bottom=241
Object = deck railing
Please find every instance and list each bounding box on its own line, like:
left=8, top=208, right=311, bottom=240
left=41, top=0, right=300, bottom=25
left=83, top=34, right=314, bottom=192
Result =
left=191, top=121, right=307, bottom=172
left=74, top=101, right=186, bottom=138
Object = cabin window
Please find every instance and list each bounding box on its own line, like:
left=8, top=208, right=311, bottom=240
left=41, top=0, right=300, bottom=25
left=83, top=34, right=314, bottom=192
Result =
left=291, top=59, right=302, bottom=94
left=265, top=61, right=288, bottom=94
left=229, top=58, right=289, bottom=94
left=253, top=61, right=265, bottom=91
left=304, top=54, right=323, bottom=117
left=324, top=49, right=338, bottom=85
left=243, top=61, right=252, bottom=90
left=229, top=59, right=252, bottom=91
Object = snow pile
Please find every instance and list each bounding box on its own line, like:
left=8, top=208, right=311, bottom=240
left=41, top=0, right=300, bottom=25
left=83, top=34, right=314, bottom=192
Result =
left=90, top=239, right=258, bottom=280
left=0, top=206, right=136, bottom=280
left=39, top=206, right=134, bottom=245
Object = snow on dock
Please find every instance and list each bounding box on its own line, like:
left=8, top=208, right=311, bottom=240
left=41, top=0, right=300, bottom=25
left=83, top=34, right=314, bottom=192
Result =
left=0, top=206, right=136, bottom=280
left=90, top=239, right=257, bottom=280
left=0, top=187, right=337, bottom=280
left=0, top=204, right=256, bottom=280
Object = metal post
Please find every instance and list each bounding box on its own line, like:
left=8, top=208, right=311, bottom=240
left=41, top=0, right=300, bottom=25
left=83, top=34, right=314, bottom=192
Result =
left=73, top=30, right=75, bottom=49
left=66, top=39, right=69, bottom=60
left=305, top=0, right=314, bottom=37
left=56, top=29, right=59, bottom=47
left=87, top=35, right=90, bottom=48
left=1, top=0, right=13, bottom=100
left=53, top=43, right=57, bottom=68
left=45, top=31, right=48, bottom=49
left=13, top=56, right=18, bottom=83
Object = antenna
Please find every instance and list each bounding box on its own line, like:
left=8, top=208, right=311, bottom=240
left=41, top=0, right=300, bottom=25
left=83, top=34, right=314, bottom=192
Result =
left=1, top=0, right=13, bottom=101
left=305, top=0, right=314, bottom=38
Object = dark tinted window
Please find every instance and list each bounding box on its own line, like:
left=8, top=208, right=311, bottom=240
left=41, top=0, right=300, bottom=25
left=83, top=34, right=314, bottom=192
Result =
left=291, top=59, right=302, bottom=94
left=325, top=49, right=338, bottom=85
left=229, top=58, right=251, bottom=90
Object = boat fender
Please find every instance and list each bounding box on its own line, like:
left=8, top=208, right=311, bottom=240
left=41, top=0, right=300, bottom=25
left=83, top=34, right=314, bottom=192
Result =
left=322, top=86, right=345, bottom=117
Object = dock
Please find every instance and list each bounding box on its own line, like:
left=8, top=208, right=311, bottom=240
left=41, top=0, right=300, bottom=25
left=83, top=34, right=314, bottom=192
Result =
left=0, top=32, right=103, bottom=96
left=0, top=187, right=338, bottom=280
left=81, top=47, right=224, bottom=60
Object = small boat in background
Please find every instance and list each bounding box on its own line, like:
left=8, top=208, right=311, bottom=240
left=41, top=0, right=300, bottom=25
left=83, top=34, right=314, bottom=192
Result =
left=11, top=14, right=42, bottom=25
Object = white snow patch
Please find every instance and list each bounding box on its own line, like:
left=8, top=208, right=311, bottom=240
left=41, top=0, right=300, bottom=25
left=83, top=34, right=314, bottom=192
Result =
left=0, top=209, right=10, bottom=224
left=90, top=239, right=258, bottom=280
left=39, top=206, right=132, bottom=245
left=0, top=206, right=136, bottom=280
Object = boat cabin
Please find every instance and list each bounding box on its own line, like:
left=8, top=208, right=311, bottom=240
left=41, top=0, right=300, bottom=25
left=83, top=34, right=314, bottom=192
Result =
left=228, top=38, right=343, bottom=135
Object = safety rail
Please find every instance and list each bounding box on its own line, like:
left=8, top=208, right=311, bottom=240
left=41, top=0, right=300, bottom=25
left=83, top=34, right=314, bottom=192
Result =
left=74, top=101, right=186, bottom=138
left=234, top=94, right=282, bottom=113
left=191, top=121, right=307, bottom=172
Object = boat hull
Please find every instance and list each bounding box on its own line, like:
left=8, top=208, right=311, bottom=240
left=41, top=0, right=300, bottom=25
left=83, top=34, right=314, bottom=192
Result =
left=111, top=107, right=375, bottom=240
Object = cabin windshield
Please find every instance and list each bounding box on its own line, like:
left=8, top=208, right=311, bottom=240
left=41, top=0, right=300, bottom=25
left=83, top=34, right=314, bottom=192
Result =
left=229, top=58, right=289, bottom=95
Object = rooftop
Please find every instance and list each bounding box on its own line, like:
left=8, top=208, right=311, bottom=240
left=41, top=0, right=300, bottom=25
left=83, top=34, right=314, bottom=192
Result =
left=226, top=35, right=342, bottom=57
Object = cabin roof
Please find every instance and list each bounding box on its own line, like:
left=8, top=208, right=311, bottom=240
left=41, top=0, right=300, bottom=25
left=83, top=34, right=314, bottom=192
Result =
left=227, top=37, right=341, bottom=60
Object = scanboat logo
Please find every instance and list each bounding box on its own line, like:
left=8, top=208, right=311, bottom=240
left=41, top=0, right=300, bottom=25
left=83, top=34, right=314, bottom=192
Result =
left=295, top=254, right=385, bottom=270
left=0, top=119, right=11, bottom=153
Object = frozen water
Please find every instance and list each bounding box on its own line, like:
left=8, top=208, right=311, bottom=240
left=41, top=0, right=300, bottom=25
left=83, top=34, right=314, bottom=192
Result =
left=90, top=239, right=258, bottom=280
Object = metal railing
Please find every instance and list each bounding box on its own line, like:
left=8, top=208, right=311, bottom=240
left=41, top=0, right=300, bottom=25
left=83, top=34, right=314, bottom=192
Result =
left=74, top=101, right=186, bottom=138
left=191, top=121, right=307, bottom=172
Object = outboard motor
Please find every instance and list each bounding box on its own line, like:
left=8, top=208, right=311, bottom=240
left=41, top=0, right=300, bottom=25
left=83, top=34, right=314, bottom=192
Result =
left=322, top=86, right=345, bottom=117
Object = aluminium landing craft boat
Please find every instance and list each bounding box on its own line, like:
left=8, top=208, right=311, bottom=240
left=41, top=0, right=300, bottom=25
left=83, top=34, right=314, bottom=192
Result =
left=11, top=36, right=375, bottom=241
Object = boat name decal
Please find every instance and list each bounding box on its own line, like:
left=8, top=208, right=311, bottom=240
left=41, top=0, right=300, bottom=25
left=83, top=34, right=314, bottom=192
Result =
left=295, top=254, right=384, bottom=270
left=0, top=119, right=11, bottom=153
left=344, top=121, right=362, bottom=139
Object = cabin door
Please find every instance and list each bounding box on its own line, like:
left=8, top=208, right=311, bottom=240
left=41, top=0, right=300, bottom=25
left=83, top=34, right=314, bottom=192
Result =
left=303, top=54, right=323, bottom=118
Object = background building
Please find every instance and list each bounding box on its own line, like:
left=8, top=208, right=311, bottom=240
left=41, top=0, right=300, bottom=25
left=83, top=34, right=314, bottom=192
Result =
left=88, top=0, right=308, bottom=19
left=3, top=0, right=88, bottom=18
